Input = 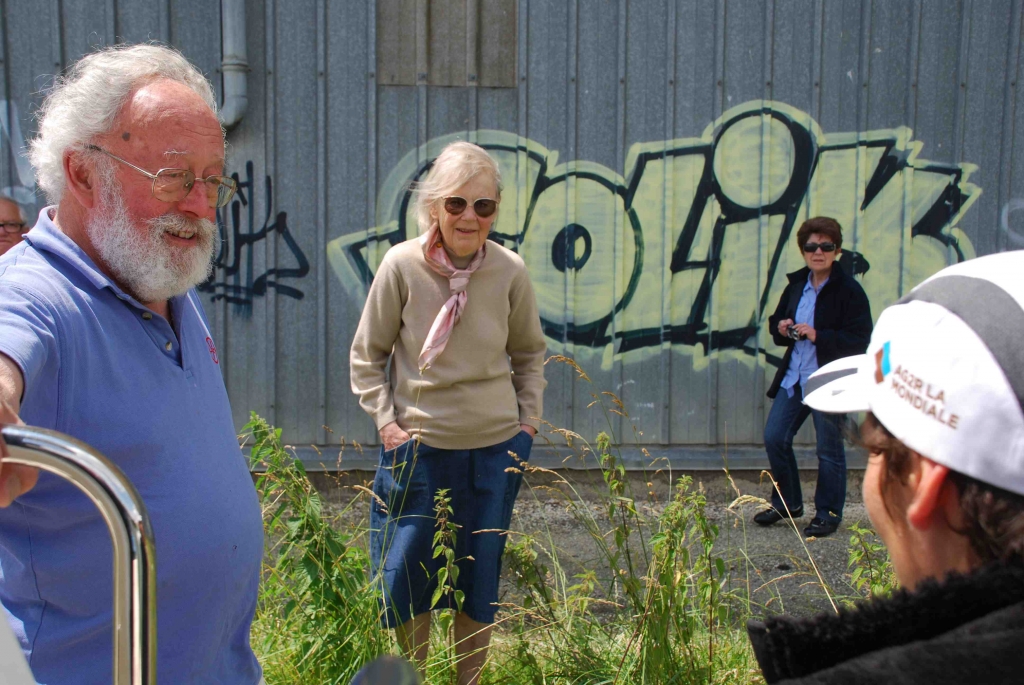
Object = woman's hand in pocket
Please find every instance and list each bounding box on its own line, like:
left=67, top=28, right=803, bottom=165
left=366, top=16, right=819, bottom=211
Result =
left=519, top=424, right=536, bottom=438
left=380, top=421, right=411, bottom=450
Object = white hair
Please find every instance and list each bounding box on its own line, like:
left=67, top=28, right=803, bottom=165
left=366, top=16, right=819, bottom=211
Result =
left=29, top=43, right=219, bottom=205
left=413, top=142, right=503, bottom=234
left=0, top=194, right=27, bottom=223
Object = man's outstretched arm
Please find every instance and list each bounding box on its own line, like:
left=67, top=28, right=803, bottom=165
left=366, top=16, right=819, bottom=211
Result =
left=0, top=353, right=36, bottom=506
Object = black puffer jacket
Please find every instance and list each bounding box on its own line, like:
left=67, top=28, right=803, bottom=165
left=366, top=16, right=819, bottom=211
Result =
left=747, top=563, right=1024, bottom=684
left=767, top=263, right=872, bottom=399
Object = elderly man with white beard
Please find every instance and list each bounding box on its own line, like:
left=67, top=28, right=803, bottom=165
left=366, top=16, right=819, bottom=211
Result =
left=0, top=45, right=265, bottom=684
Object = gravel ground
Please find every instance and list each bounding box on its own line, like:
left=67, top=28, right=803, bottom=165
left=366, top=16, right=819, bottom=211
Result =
left=315, top=468, right=875, bottom=622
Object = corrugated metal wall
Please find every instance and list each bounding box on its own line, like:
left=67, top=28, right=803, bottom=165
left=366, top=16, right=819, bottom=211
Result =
left=1, top=0, right=1022, bottom=468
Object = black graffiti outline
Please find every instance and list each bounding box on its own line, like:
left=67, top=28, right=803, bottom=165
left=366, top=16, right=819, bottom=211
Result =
left=343, top=106, right=974, bottom=365
left=199, top=160, right=310, bottom=311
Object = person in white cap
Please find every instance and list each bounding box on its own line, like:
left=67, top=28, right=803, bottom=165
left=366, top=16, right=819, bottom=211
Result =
left=747, top=250, right=1024, bottom=684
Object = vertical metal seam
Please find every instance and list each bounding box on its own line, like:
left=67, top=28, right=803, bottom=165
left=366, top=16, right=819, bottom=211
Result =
left=516, top=0, right=529, bottom=247
left=708, top=0, right=726, bottom=445
left=316, top=0, right=328, bottom=445
left=613, top=0, right=626, bottom=440
left=900, top=0, right=924, bottom=296
left=0, top=0, right=10, bottom=199
left=661, top=0, right=678, bottom=445
left=415, top=0, right=428, bottom=156
left=565, top=0, right=577, bottom=421
left=808, top=0, right=824, bottom=213
left=265, top=0, right=277, bottom=427
left=951, top=0, right=972, bottom=264
left=160, top=0, right=170, bottom=43
left=467, top=0, right=478, bottom=137
left=108, top=0, right=117, bottom=42
left=214, top=0, right=228, bottom=385
left=366, top=0, right=378, bottom=442
left=812, top=0, right=823, bottom=123
left=756, top=0, right=775, bottom=430
left=50, top=0, right=62, bottom=71
left=996, top=0, right=1023, bottom=252
left=853, top=0, right=873, bottom=253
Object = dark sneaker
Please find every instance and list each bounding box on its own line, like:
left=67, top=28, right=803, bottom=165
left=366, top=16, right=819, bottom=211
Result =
left=803, top=515, right=840, bottom=538
left=753, top=506, right=803, bottom=527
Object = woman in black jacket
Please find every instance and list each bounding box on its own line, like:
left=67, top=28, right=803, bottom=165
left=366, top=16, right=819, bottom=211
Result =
left=756, top=217, right=872, bottom=537
left=749, top=251, right=1024, bottom=684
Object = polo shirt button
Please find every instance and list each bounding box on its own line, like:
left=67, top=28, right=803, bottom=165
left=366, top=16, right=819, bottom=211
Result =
left=165, top=341, right=172, bottom=351
left=142, top=312, right=153, bottom=320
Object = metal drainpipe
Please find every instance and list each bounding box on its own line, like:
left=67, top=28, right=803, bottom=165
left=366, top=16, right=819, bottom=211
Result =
left=220, top=0, right=248, bottom=129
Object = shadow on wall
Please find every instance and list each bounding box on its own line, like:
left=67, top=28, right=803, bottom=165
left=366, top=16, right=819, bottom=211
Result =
left=328, top=100, right=980, bottom=371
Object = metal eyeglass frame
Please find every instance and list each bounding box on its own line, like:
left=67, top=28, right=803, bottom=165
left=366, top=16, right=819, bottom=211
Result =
left=86, top=144, right=238, bottom=209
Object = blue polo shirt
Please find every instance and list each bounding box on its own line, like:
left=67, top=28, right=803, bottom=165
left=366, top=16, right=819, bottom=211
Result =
left=0, top=209, right=263, bottom=684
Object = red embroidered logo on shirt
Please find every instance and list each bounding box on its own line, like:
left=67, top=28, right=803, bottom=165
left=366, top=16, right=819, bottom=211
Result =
left=206, top=337, right=220, bottom=364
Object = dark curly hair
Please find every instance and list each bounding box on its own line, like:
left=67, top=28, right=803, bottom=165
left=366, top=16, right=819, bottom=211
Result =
left=795, top=216, right=843, bottom=251
left=859, top=412, right=1024, bottom=565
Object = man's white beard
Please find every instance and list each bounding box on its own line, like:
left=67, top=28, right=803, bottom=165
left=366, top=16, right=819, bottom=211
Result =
left=88, top=176, right=219, bottom=304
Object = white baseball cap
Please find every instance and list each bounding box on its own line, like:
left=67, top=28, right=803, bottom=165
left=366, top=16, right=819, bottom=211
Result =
left=803, top=250, right=1024, bottom=496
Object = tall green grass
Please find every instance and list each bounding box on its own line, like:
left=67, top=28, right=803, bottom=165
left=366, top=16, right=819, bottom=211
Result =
left=247, top=359, right=891, bottom=684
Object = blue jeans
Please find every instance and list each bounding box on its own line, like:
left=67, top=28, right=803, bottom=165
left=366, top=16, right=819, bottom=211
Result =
left=370, top=430, right=531, bottom=628
left=763, top=384, right=846, bottom=520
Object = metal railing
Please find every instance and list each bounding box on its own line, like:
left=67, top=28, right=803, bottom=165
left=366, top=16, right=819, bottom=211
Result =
left=1, top=425, right=157, bottom=685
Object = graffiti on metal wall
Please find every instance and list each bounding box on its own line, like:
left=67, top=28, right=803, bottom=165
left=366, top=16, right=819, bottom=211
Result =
left=0, top=100, right=37, bottom=205
left=1003, top=199, right=1024, bottom=247
left=328, top=100, right=979, bottom=367
left=200, top=160, right=310, bottom=312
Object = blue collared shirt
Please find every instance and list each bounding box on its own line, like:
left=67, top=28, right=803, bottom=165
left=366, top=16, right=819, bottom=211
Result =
left=0, top=209, right=263, bottom=684
left=781, top=272, right=829, bottom=398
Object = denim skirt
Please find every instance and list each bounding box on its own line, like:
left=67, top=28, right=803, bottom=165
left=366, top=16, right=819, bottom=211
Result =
left=369, top=430, right=531, bottom=628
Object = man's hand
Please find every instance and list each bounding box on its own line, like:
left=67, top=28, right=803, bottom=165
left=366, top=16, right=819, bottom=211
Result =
left=379, top=421, right=412, bottom=451
left=778, top=319, right=795, bottom=336
left=520, top=424, right=536, bottom=438
left=792, top=323, right=817, bottom=343
left=0, top=401, right=37, bottom=507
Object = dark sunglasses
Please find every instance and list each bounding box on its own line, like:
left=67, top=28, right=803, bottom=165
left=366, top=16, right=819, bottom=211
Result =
left=802, top=241, right=837, bottom=253
left=442, top=196, right=499, bottom=218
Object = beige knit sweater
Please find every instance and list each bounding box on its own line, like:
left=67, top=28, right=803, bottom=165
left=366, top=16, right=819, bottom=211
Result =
left=350, top=237, right=547, bottom=450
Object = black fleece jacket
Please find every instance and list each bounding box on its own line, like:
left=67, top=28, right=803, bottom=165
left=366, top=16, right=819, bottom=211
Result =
left=747, top=563, right=1024, bottom=684
left=767, top=263, right=872, bottom=399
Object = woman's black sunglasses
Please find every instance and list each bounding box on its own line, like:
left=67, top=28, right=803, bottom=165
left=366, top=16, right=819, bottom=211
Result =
left=802, top=242, right=837, bottom=253
left=442, top=196, right=499, bottom=218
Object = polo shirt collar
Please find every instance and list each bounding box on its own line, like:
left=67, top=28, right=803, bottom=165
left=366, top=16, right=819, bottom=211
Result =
left=25, top=206, right=174, bottom=311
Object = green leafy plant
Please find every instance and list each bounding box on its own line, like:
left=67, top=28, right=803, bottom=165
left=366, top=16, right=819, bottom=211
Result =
left=246, top=413, right=388, bottom=685
left=430, top=488, right=465, bottom=613
left=846, top=521, right=899, bottom=603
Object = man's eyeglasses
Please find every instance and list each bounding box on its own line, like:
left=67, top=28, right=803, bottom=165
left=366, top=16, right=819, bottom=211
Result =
left=0, top=221, right=27, bottom=235
left=802, top=242, right=837, bottom=253
left=86, top=145, right=238, bottom=209
left=442, top=196, right=499, bottom=218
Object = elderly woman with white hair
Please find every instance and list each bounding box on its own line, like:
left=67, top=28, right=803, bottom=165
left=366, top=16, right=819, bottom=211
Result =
left=350, top=141, right=547, bottom=684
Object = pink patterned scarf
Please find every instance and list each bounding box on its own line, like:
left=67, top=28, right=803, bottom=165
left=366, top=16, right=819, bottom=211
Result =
left=418, top=223, right=487, bottom=371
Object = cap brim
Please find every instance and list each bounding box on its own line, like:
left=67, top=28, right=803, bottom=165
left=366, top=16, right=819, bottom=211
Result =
left=802, top=355, right=871, bottom=413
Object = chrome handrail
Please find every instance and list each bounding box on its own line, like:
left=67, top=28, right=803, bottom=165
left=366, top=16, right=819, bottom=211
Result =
left=1, top=425, right=157, bottom=685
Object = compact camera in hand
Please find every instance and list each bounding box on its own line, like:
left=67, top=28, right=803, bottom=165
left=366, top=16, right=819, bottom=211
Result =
left=785, top=326, right=803, bottom=341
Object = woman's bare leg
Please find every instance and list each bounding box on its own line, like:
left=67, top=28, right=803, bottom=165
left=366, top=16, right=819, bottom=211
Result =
left=454, top=613, right=492, bottom=685
left=396, top=612, right=431, bottom=675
